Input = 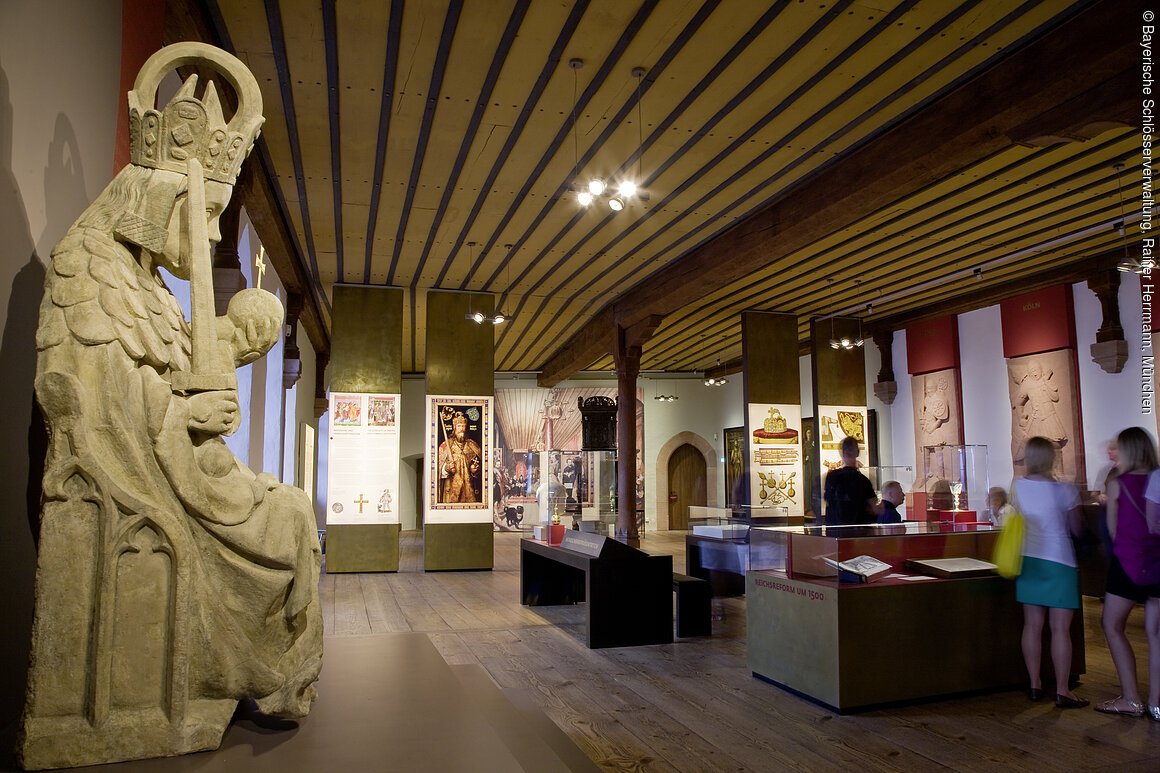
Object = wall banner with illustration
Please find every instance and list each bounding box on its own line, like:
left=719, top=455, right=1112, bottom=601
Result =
left=425, top=395, right=493, bottom=524
left=817, top=404, right=869, bottom=482
left=747, top=403, right=804, bottom=518
left=326, top=392, right=401, bottom=526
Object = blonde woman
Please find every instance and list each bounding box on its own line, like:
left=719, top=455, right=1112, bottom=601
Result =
left=1099, top=427, right=1160, bottom=718
left=1014, top=436, right=1087, bottom=707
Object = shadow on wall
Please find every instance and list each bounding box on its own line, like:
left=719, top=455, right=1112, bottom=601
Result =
left=0, top=62, right=90, bottom=765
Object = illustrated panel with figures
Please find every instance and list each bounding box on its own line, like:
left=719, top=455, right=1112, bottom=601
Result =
left=326, top=392, right=401, bottom=526
left=426, top=395, right=493, bottom=524
left=747, top=404, right=803, bottom=518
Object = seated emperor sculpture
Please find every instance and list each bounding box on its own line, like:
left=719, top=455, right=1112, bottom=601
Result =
left=17, top=43, right=322, bottom=770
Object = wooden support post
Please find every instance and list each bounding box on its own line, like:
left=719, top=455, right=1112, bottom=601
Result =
left=614, top=326, right=641, bottom=546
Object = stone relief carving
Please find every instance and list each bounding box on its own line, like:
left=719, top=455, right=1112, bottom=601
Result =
left=1008, top=351, right=1082, bottom=484
left=18, top=43, right=322, bottom=770
left=911, top=368, right=962, bottom=490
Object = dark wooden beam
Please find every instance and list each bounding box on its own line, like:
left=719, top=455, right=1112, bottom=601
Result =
left=867, top=249, right=1122, bottom=337
left=536, top=0, right=1136, bottom=382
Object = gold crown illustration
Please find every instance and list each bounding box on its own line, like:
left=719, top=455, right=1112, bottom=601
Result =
left=127, top=43, right=264, bottom=184
left=764, top=408, right=786, bottom=433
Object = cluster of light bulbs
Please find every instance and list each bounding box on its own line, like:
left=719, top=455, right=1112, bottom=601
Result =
left=829, top=335, right=864, bottom=350
left=577, top=177, right=637, bottom=211
left=703, top=375, right=728, bottom=386
left=465, top=312, right=505, bottom=325
left=653, top=393, right=678, bottom=402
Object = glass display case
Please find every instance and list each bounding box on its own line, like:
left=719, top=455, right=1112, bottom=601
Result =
left=748, top=521, right=997, bottom=579
left=688, top=504, right=794, bottom=539
left=920, top=444, right=989, bottom=524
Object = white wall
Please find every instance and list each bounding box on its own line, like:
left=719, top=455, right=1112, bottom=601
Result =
left=1, top=0, right=122, bottom=736
left=890, top=277, right=1150, bottom=496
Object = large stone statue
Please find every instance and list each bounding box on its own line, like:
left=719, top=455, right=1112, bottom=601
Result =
left=17, top=43, right=323, bottom=769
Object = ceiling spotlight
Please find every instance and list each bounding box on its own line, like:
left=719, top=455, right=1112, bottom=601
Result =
left=577, top=190, right=593, bottom=206
left=470, top=312, right=485, bottom=324
left=830, top=339, right=841, bottom=349
left=973, top=267, right=983, bottom=281
left=618, top=180, right=636, bottom=197
left=588, top=178, right=606, bottom=196
left=608, top=197, right=624, bottom=211
left=492, top=313, right=506, bottom=324
left=866, top=302, right=873, bottom=315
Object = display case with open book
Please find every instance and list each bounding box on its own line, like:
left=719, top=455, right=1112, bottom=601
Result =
left=745, top=517, right=1082, bottom=712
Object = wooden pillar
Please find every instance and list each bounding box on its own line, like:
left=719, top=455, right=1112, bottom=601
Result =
left=325, top=286, right=404, bottom=572
left=424, top=291, right=495, bottom=570
left=614, top=327, right=641, bottom=545
left=1089, top=268, right=1129, bottom=373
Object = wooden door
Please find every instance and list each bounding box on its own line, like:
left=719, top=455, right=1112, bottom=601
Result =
left=668, top=443, right=706, bottom=530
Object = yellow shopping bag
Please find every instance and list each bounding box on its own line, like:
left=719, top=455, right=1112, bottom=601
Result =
left=992, top=510, right=1025, bottom=579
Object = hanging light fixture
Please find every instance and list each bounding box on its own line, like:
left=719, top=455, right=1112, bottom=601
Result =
left=826, top=277, right=863, bottom=350
left=570, top=63, right=647, bottom=212
left=462, top=242, right=507, bottom=325
left=652, top=379, right=677, bottom=402
left=1113, top=163, right=1144, bottom=274
left=703, top=357, right=728, bottom=386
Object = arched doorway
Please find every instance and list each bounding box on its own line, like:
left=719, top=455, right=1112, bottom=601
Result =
left=668, top=443, right=707, bottom=530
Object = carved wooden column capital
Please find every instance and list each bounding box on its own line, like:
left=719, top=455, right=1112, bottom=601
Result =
left=871, top=327, right=897, bottom=405
left=313, top=349, right=330, bottom=418
left=283, top=292, right=304, bottom=389
left=212, top=199, right=246, bottom=316
left=1089, top=268, right=1128, bottom=374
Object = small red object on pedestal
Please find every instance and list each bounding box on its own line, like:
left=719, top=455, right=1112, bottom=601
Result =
left=548, top=524, right=566, bottom=545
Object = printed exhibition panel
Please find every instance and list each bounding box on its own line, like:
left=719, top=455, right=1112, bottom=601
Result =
left=816, top=403, right=869, bottom=484
left=326, top=392, right=401, bottom=526
left=747, top=403, right=804, bottom=518
left=425, top=394, right=494, bottom=525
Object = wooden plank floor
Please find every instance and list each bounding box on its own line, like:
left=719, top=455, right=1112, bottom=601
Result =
left=324, top=531, right=1160, bottom=773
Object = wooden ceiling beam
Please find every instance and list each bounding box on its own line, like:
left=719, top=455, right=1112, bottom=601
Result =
left=866, top=249, right=1123, bottom=340
left=536, top=0, right=1137, bottom=382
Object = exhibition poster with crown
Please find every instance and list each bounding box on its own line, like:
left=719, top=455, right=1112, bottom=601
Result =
left=747, top=403, right=803, bottom=518
left=425, top=395, right=493, bottom=524
left=326, top=392, right=400, bottom=526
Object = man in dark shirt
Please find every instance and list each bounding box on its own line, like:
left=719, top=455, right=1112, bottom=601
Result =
left=823, top=437, right=879, bottom=526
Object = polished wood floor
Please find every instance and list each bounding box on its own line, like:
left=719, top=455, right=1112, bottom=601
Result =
left=323, top=531, right=1160, bottom=773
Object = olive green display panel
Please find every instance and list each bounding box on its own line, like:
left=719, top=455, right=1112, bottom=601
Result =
left=810, top=317, right=867, bottom=407
left=330, top=285, right=403, bottom=394
left=423, top=523, right=494, bottom=571
left=425, top=290, right=495, bottom=397
left=327, top=286, right=402, bottom=573
left=742, top=311, right=800, bottom=405
left=325, top=524, right=401, bottom=573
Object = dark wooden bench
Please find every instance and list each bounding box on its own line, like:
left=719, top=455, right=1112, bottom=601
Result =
left=672, top=573, right=712, bottom=638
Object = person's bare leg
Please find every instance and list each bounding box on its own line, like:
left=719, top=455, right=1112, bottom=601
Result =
left=1145, top=598, right=1160, bottom=708
left=1023, top=603, right=1046, bottom=690
left=1103, top=593, right=1142, bottom=704
left=1049, top=607, right=1077, bottom=699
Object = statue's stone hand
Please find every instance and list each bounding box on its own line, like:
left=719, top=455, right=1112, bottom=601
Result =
left=186, top=389, right=239, bottom=435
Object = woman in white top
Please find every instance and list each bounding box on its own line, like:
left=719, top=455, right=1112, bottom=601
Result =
left=1014, top=436, right=1087, bottom=707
